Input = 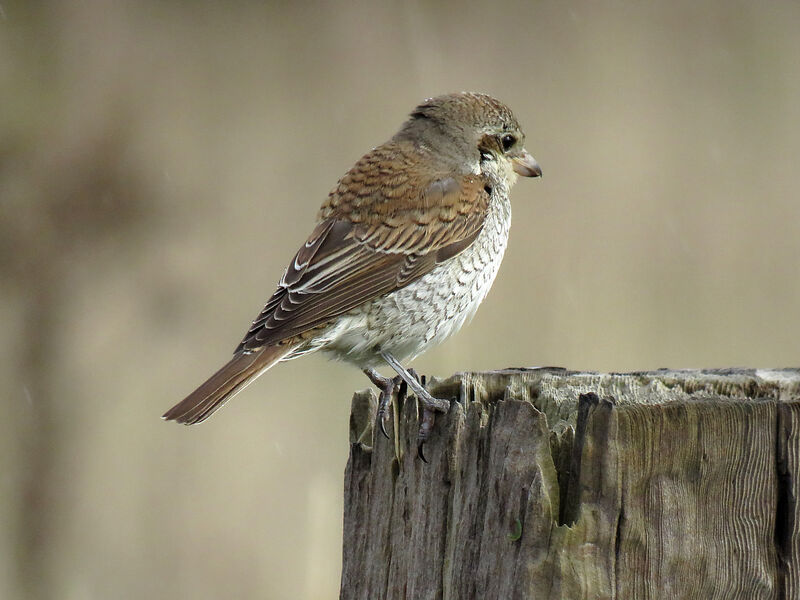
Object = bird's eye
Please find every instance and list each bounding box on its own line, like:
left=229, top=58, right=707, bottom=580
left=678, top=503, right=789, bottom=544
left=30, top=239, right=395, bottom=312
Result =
left=501, top=134, right=516, bottom=151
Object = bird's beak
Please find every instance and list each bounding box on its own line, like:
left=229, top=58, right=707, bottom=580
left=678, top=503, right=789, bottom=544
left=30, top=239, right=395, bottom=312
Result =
left=511, top=150, right=542, bottom=178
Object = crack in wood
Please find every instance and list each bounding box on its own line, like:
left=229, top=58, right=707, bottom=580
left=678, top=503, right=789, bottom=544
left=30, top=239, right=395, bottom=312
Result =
left=342, top=369, right=800, bottom=600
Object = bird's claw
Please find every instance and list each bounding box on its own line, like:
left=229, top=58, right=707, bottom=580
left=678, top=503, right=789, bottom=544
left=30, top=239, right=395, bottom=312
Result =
left=368, top=370, right=403, bottom=441
left=417, top=441, right=428, bottom=463
left=414, top=391, right=451, bottom=462
left=416, top=407, right=438, bottom=463
left=365, top=365, right=449, bottom=461
left=379, top=416, right=390, bottom=440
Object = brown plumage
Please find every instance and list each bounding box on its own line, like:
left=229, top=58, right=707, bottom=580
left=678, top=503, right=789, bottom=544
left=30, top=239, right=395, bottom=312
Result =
left=164, top=92, right=541, bottom=436
left=237, top=151, right=490, bottom=352
left=162, top=346, right=291, bottom=424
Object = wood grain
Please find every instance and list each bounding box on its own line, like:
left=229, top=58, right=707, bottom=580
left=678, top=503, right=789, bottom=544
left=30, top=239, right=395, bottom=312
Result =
left=341, top=369, right=800, bottom=600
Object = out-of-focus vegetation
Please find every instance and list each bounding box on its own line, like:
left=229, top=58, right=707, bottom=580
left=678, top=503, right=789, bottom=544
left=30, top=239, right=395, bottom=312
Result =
left=2, top=1, right=799, bottom=598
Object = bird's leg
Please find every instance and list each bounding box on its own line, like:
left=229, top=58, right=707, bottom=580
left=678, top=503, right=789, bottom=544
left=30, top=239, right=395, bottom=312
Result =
left=380, top=352, right=449, bottom=412
left=380, top=352, right=450, bottom=461
left=404, top=368, right=436, bottom=456
left=363, top=368, right=402, bottom=440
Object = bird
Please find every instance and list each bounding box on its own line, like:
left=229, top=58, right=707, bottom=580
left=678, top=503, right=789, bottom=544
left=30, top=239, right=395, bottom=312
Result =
left=163, top=92, right=541, bottom=453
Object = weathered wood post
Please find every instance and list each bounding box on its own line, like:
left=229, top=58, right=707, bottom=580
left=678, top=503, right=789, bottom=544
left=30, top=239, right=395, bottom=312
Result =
left=340, top=368, right=800, bottom=600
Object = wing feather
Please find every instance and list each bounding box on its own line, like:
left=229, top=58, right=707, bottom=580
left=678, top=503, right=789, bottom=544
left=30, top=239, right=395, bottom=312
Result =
left=236, top=140, right=491, bottom=352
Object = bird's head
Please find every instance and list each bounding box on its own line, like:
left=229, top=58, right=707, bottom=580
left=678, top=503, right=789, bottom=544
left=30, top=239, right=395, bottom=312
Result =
left=398, top=92, right=541, bottom=186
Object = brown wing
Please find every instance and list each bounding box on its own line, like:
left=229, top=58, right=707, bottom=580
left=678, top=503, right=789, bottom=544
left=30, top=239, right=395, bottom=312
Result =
left=237, top=140, right=490, bottom=352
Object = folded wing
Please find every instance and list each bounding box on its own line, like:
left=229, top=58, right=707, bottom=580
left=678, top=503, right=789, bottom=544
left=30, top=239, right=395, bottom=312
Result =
left=237, top=142, right=491, bottom=352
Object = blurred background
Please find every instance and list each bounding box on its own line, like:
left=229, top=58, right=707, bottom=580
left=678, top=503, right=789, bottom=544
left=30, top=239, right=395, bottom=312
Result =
left=2, top=1, right=799, bottom=598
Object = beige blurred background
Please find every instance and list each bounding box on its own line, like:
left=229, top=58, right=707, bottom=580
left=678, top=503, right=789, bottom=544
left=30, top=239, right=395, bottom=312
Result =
left=2, top=1, right=799, bottom=598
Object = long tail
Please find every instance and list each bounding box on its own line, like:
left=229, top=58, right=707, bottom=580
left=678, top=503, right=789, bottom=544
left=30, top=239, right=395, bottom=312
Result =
left=163, top=345, right=292, bottom=425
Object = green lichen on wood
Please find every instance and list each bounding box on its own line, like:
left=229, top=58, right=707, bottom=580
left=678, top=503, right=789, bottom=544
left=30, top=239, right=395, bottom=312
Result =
left=342, top=369, right=800, bottom=600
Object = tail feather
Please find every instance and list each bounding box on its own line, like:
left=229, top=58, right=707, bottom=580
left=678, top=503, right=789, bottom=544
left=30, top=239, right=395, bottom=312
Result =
left=163, top=345, right=292, bottom=425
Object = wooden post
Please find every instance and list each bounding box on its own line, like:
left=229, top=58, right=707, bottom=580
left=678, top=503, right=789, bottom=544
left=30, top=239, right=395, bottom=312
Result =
left=340, top=368, right=800, bottom=600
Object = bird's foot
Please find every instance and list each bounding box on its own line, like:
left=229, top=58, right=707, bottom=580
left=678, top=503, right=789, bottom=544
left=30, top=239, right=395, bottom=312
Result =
left=364, top=368, right=402, bottom=440
left=405, top=368, right=446, bottom=460
left=413, top=385, right=450, bottom=463
left=371, top=355, right=454, bottom=461
left=379, top=352, right=454, bottom=462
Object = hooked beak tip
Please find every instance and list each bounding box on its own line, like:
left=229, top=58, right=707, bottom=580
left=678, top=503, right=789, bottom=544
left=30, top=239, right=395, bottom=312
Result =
left=512, top=151, right=542, bottom=178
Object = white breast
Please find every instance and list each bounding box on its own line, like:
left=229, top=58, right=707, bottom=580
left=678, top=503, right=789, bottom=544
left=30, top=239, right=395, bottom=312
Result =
left=319, top=192, right=512, bottom=368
